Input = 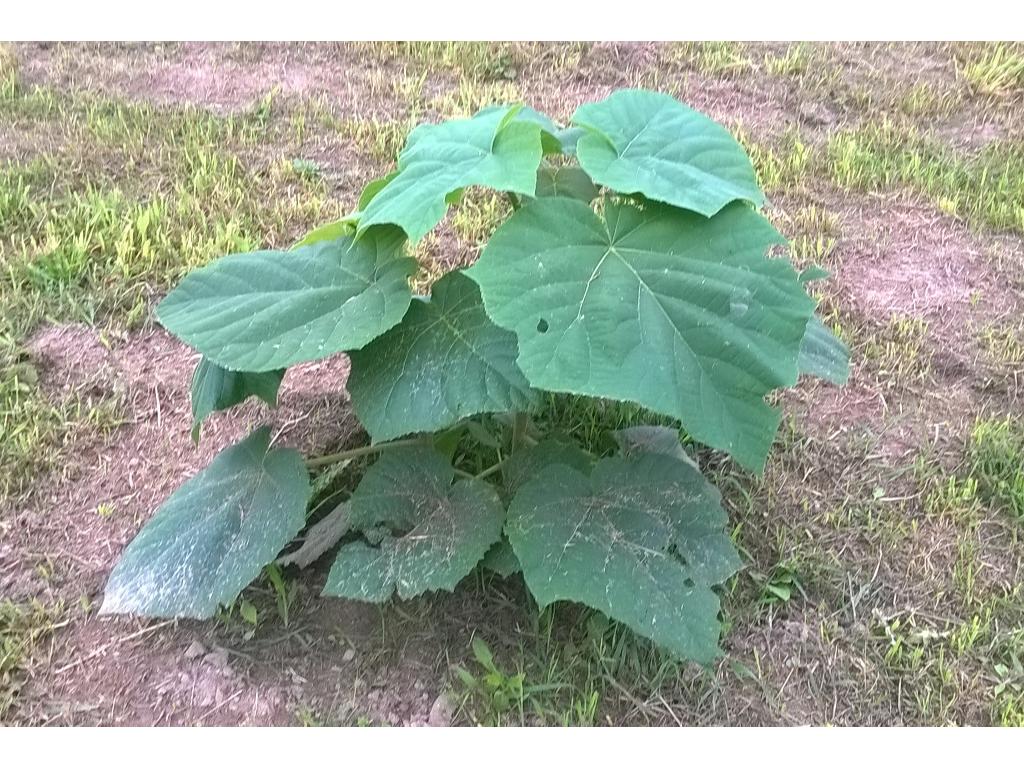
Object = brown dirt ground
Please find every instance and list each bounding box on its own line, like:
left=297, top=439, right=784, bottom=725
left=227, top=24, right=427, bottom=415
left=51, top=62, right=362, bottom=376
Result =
left=2, top=41, right=1023, bottom=726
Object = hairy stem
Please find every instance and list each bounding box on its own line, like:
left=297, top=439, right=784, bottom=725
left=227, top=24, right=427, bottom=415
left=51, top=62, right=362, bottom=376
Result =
left=304, top=437, right=423, bottom=470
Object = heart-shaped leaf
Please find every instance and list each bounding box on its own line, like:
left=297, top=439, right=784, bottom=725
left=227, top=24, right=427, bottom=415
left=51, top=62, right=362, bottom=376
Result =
left=157, top=229, right=415, bottom=372
left=348, top=271, right=537, bottom=442
left=323, top=446, right=505, bottom=601
left=101, top=427, right=310, bottom=618
left=507, top=450, right=741, bottom=664
left=573, top=89, right=764, bottom=216
left=357, top=106, right=544, bottom=242
left=468, top=197, right=815, bottom=471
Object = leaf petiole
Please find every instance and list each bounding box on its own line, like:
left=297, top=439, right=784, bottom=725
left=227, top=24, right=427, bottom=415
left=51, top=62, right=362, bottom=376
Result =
left=475, top=459, right=507, bottom=481
left=304, top=437, right=424, bottom=470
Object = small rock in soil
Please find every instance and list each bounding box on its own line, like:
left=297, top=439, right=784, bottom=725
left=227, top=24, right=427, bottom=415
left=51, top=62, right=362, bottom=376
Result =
left=203, top=647, right=232, bottom=674
left=184, top=640, right=206, bottom=660
left=342, top=648, right=356, bottom=663
left=428, top=692, right=455, bottom=727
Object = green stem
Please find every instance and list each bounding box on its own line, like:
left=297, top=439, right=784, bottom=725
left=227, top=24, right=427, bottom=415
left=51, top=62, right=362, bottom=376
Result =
left=304, top=437, right=423, bottom=470
left=505, top=191, right=521, bottom=211
left=511, top=412, right=529, bottom=455
left=475, top=459, right=507, bottom=481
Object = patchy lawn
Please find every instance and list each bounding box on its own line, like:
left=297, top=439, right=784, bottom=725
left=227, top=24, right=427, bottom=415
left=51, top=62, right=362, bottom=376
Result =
left=1, top=41, right=1022, bottom=726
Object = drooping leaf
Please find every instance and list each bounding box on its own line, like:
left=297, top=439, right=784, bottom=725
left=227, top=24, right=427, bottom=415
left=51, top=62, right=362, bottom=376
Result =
left=506, top=451, right=741, bottom=664
left=612, top=425, right=698, bottom=469
left=157, top=229, right=415, bottom=372
left=101, top=427, right=310, bottom=618
left=348, top=271, right=538, bottom=443
left=357, top=105, right=544, bottom=242
left=573, top=89, right=764, bottom=216
left=190, top=357, right=284, bottom=442
left=323, top=446, right=505, bottom=601
left=534, top=165, right=599, bottom=202
left=468, top=197, right=815, bottom=471
left=480, top=538, right=521, bottom=578
left=798, top=316, right=850, bottom=385
left=512, top=105, right=558, bottom=131
left=477, top=104, right=564, bottom=155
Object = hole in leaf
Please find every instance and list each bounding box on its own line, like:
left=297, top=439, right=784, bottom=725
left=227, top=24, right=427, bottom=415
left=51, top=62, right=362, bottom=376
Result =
left=537, top=318, right=549, bottom=333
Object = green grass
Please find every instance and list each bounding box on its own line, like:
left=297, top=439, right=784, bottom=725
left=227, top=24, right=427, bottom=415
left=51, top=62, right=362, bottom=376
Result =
left=667, top=42, right=753, bottom=78
left=860, top=314, right=932, bottom=386
left=0, top=68, right=342, bottom=496
left=1, top=600, right=64, bottom=718
left=763, top=44, right=812, bottom=78
left=431, top=77, right=524, bottom=118
left=450, top=190, right=510, bottom=247
left=358, top=42, right=522, bottom=83
left=781, top=204, right=842, bottom=274
left=337, top=116, right=414, bottom=163
left=968, top=416, right=1024, bottom=520
left=897, top=82, right=962, bottom=120
left=0, top=366, right=125, bottom=497
left=827, top=120, right=1024, bottom=234
left=979, top=322, right=1024, bottom=370
left=960, top=43, right=1024, bottom=98
left=453, top=602, right=694, bottom=726
left=736, top=128, right=814, bottom=195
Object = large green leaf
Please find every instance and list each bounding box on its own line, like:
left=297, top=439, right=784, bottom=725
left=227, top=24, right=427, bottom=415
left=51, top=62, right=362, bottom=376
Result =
left=348, top=272, right=537, bottom=442
left=157, top=229, right=415, bottom=372
left=100, top=427, right=310, bottom=618
left=798, top=316, right=850, bottom=385
left=468, top=198, right=815, bottom=471
left=573, top=89, right=764, bottom=216
left=323, top=446, right=504, bottom=601
left=357, top=105, right=544, bottom=242
left=506, top=451, right=741, bottom=664
left=190, top=357, right=284, bottom=441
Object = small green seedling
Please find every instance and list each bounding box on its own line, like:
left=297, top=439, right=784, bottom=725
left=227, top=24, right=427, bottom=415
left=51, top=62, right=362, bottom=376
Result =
left=99, top=89, right=848, bottom=664
left=453, top=636, right=526, bottom=720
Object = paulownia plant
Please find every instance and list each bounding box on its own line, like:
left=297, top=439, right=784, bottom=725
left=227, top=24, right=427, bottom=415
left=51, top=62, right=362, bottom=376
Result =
left=101, top=89, right=849, bottom=664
